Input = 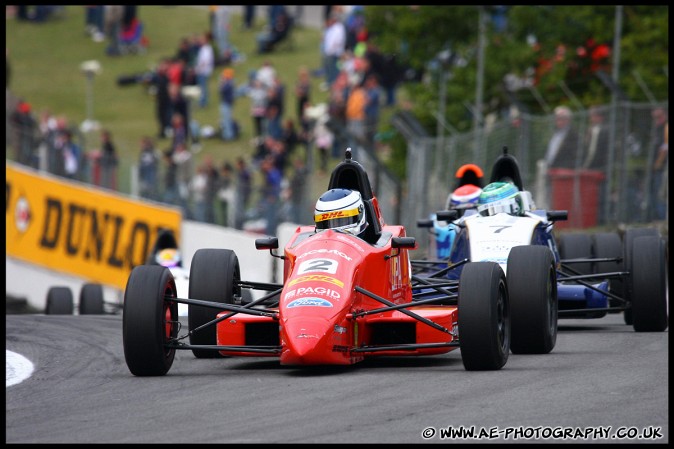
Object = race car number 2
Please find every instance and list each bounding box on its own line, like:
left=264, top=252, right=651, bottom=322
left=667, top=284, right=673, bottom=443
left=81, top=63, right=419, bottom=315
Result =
left=297, top=258, right=338, bottom=275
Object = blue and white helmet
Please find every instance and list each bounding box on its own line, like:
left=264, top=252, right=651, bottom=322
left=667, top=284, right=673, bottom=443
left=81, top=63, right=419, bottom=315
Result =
left=477, top=182, right=523, bottom=216
left=314, top=188, right=368, bottom=236
left=447, top=184, right=483, bottom=211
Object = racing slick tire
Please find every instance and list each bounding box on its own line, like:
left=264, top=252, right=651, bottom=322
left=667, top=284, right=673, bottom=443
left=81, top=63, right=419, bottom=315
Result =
left=188, top=249, right=241, bottom=358
left=79, top=283, right=105, bottom=315
left=557, top=233, right=593, bottom=275
left=507, top=245, right=557, bottom=354
left=630, top=235, right=668, bottom=332
left=592, top=232, right=623, bottom=314
left=458, top=262, right=509, bottom=371
left=45, top=287, right=74, bottom=315
left=123, top=265, right=178, bottom=376
left=622, top=227, right=660, bottom=325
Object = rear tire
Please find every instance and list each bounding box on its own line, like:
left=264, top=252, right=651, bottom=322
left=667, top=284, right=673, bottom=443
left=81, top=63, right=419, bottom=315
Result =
left=45, top=287, right=74, bottom=315
left=79, top=283, right=105, bottom=315
left=123, top=265, right=178, bottom=376
left=458, top=262, right=509, bottom=371
left=188, top=249, right=241, bottom=358
left=630, top=236, right=668, bottom=332
left=507, top=245, right=557, bottom=354
left=623, top=228, right=660, bottom=325
left=558, top=233, right=593, bottom=275
left=588, top=232, right=623, bottom=317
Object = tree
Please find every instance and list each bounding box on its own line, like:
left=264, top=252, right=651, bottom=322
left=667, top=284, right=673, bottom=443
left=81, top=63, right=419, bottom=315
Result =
left=365, top=5, right=668, bottom=176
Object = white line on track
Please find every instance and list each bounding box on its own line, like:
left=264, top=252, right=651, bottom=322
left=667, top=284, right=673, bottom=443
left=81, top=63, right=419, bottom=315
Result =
left=6, top=350, right=35, bottom=387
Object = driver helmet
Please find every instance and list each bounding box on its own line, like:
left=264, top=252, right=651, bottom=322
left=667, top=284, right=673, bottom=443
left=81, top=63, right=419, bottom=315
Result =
left=155, top=248, right=181, bottom=268
left=314, top=188, right=368, bottom=236
left=477, top=182, right=523, bottom=216
left=446, top=184, right=483, bottom=211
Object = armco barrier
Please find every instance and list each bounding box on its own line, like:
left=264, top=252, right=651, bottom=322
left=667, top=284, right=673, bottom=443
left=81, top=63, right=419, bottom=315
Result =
left=5, top=161, right=276, bottom=311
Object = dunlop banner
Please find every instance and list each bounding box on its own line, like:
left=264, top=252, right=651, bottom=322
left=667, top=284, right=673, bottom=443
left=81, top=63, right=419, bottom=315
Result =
left=6, top=162, right=182, bottom=289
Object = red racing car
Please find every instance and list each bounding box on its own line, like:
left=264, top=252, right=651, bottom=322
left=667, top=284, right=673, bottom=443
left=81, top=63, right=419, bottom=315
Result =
left=123, top=150, right=511, bottom=375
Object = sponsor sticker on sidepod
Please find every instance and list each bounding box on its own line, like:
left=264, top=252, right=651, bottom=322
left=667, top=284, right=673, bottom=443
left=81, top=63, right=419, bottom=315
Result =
left=287, top=297, right=334, bottom=308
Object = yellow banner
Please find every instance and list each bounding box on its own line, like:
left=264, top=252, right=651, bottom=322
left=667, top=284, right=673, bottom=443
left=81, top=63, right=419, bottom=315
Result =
left=6, top=162, right=182, bottom=289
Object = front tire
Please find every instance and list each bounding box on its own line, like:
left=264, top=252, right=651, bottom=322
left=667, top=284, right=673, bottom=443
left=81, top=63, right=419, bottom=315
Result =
left=45, top=287, right=74, bottom=315
left=507, top=245, right=557, bottom=354
left=123, top=265, right=178, bottom=376
left=188, top=249, right=241, bottom=358
left=458, top=262, right=509, bottom=371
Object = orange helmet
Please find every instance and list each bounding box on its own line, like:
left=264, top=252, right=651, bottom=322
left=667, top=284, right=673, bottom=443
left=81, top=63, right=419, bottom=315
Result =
left=454, top=163, right=484, bottom=188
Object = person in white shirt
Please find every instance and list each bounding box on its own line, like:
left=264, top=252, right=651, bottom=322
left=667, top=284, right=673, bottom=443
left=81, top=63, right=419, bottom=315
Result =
left=194, top=32, right=215, bottom=108
left=322, top=12, right=346, bottom=88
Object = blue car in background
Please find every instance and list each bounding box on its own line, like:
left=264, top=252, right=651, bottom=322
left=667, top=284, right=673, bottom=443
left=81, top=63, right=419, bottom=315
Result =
left=414, top=147, right=668, bottom=355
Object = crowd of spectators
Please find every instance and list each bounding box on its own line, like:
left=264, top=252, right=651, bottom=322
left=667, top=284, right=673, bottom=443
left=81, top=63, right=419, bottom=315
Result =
left=7, top=5, right=668, bottom=235
left=6, top=5, right=405, bottom=234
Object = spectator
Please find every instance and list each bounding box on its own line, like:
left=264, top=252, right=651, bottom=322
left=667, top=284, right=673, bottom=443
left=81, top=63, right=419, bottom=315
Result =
left=365, top=42, right=402, bottom=108
left=168, top=111, right=187, bottom=153
left=84, top=5, right=105, bottom=42
left=327, top=71, right=350, bottom=158
left=265, top=104, right=283, bottom=140
left=162, top=149, right=179, bottom=206
left=138, top=136, right=160, bottom=200
left=544, top=106, right=580, bottom=169
left=345, top=80, right=368, bottom=148
left=218, top=68, right=237, bottom=141
left=268, top=74, right=286, bottom=118
left=234, top=156, right=253, bottom=230
left=10, top=100, right=38, bottom=167
left=256, top=59, right=277, bottom=89
left=203, top=154, right=219, bottom=224
left=288, top=157, right=309, bottom=224
left=35, top=108, right=56, bottom=171
left=100, top=129, right=118, bottom=190
left=175, top=37, right=192, bottom=67
left=242, top=5, right=256, bottom=29
left=173, top=142, right=193, bottom=218
left=122, top=5, right=137, bottom=30
left=281, top=118, right=300, bottom=159
left=253, top=134, right=277, bottom=165
left=259, top=155, right=283, bottom=236
left=322, top=12, right=346, bottom=88
left=247, top=78, right=268, bottom=139
left=344, top=6, right=366, bottom=52
left=582, top=106, right=610, bottom=170
left=294, top=66, right=311, bottom=131
left=582, top=106, right=611, bottom=224
left=311, top=105, right=334, bottom=173
left=363, top=73, right=381, bottom=147
left=257, top=6, right=292, bottom=54
left=154, top=58, right=172, bottom=138
left=168, top=79, right=190, bottom=136
left=103, top=5, right=124, bottom=56
left=212, top=6, right=232, bottom=64
left=216, top=161, right=235, bottom=227
left=194, top=31, right=215, bottom=108
left=62, top=130, right=82, bottom=180
left=48, top=116, right=69, bottom=176
left=650, top=107, right=668, bottom=220
left=189, top=163, right=210, bottom=222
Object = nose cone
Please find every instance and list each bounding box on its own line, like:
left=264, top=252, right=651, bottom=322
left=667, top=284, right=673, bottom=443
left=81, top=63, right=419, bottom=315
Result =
left=281, top=316, right=342, bottom=365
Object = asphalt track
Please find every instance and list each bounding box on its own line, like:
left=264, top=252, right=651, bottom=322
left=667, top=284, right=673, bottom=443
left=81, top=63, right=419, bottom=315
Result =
left=5, top=313, right=668, bottom=444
